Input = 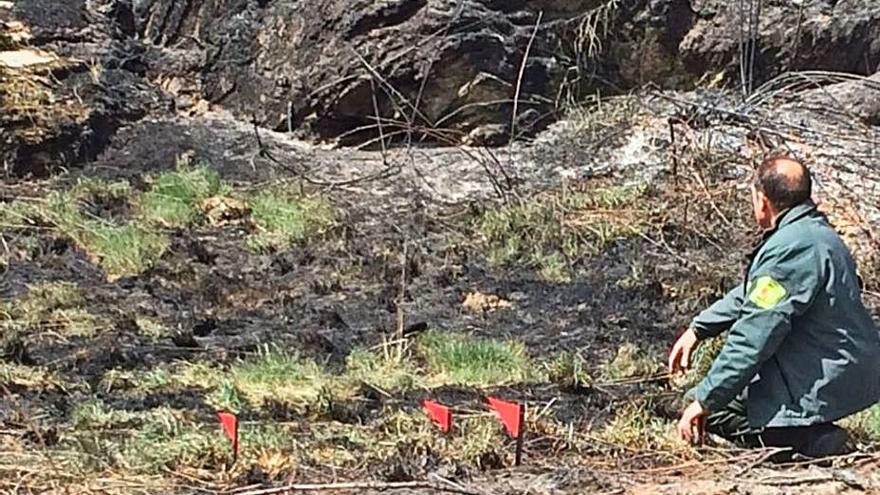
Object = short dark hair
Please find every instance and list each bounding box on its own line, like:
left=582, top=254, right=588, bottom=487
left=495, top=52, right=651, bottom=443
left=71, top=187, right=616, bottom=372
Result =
left=753, top=155, right=812, bottom=211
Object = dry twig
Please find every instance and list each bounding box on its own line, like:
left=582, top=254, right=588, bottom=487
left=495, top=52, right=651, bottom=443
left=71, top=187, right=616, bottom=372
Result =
left=228, top=479, right=484, bottom=495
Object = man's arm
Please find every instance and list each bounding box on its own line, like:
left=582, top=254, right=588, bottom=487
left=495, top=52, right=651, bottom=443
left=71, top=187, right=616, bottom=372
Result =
left=694, top=242, right=820, bottom=413
left=691, top=283, right=746, bottom=340
left=669, top=282, right=746, bottom=374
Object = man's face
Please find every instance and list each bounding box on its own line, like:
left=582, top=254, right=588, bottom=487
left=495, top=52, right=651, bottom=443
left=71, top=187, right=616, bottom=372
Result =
left=751, top=185, right=774, bottom=229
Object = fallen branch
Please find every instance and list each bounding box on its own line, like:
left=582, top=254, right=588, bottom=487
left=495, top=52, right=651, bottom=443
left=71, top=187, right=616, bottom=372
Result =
left=228, top=479, right=484, bottom=495
left=748, top=474, right=833, bottom=486
left=735, top=446, right=790, bottom=475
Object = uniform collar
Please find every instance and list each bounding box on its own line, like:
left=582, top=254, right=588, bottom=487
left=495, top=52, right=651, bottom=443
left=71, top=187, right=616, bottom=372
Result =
left=761, top=200, right=817, bottom=241
left=744, top=200, right=818, bottom=283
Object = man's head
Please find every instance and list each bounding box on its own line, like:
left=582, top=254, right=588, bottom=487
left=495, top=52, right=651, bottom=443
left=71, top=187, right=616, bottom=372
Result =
left=751, top=155, right=812, bottom=229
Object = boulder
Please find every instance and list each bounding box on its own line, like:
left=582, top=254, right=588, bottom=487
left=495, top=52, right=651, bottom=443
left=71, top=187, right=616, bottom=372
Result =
left=2, top=0, right=879, bottom=163
left=136, top=0, right=587, bottom=144
left=135, top=0, right=880, bottom=144
left=680, top=0, right=880, bottom=85
left=0, top=0, right=163, bottom=178
left=793, top=71, right=880, bottom=125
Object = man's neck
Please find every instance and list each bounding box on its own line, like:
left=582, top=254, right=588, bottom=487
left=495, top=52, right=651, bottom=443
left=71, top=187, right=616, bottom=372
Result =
left=769, top=209, right=782, bottom=229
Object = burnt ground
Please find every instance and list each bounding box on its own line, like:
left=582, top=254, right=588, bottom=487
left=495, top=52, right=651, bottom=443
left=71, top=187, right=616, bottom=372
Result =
left=2, top=130, right=747, bottom=385
left=1, top=95, right=880, bottom=493
left=3, top=0, right=880, bottom=489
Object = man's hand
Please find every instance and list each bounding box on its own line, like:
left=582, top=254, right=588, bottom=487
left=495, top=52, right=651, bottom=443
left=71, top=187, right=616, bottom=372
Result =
left=677, top=400, right=707, bottom=444
left=668, top=327, right=699, bottom=374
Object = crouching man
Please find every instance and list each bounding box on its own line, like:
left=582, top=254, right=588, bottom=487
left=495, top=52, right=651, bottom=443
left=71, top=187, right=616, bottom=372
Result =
left=669, top=155, right=880, bottom=457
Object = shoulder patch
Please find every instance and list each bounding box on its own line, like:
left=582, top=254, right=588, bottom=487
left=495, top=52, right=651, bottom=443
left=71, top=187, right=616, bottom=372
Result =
left=749, top=276, right=787, bottom=309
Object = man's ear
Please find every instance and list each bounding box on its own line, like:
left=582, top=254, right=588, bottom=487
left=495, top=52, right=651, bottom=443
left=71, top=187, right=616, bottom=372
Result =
left=757, top=191, right=770, bottom=213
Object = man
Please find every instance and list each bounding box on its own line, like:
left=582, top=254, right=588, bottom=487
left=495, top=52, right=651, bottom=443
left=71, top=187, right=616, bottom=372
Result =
left=668, top=155, right=880, bottom=457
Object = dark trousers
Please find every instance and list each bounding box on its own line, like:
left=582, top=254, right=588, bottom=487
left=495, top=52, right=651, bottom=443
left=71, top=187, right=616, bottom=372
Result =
left=687, top=389, right=834, bottom=452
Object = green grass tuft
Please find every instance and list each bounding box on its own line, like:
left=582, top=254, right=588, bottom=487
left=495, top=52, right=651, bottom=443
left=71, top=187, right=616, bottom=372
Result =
left=544, top=351, right=593, bottom=389
left=676, top=335, right=725, bottom=390
left=476, top=182, right=649, bottom=282
left=125, top=361, right=223, bottom=393
left=0, top=362, right=64, bottom=389
left=597, top=401, right=687, bottom=454
left=417, top=331, right=536, bottom=386
left=3, top=190, right=168, bottom=279
left=1, top=281, right=101, bottom=338
left=71, top=177, right=133, bottom=202
left=230, top=345, right=331, bottom=411
left=842, top=401, right=880, bottom=444
left=71, top=399, right=141, bottom=430
left=449, top=415, right=506, bottom=467
left=17, top=281, right=81, bottom=314
left=140, top=165, right=228, bottom=227
left=344, top=345, right=422, bottom=392
left=125, top=416, right=229, bottom=472
left=63, top=404, right=230, bottom=474
left=208, top=379, right=247, bottom=414
left=84, top=223, right=168, bottom=278
left=247, top=189, right=334, bottom=250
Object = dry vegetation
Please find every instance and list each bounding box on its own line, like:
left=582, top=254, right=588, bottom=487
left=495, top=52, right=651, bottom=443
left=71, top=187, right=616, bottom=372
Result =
left=475, top=182, right=650, bottom=282
left=2, top=122, right=880, bottom=494
left=0, top=161, right=333, bottom=280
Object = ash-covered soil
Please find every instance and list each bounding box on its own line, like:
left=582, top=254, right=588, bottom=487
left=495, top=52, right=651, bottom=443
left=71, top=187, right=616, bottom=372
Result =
left=2, top=91, right=879, bottom=494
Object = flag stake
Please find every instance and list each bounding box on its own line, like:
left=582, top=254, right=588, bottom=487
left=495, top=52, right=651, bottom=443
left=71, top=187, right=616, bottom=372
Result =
left=514, top=403, right=525, bottom=466
left=487, top=397, right=526, bottom=466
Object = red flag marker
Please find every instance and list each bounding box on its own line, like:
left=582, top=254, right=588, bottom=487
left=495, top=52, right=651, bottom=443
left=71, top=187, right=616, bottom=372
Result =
left=487, top=397, right=526, bottom=465
left=487, top=397, right=523, bottom=437
left=422, top=400, right=452, bottom=432
left=217, top=411, right=239, bottom=461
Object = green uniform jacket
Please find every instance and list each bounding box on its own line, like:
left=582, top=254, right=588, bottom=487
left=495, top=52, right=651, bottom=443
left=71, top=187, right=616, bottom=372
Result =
left=692, top=202, right=880, bottom=428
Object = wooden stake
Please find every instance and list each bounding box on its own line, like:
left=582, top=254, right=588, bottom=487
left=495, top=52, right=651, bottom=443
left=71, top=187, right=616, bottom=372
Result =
left=514, top=402, right=525, bottom=466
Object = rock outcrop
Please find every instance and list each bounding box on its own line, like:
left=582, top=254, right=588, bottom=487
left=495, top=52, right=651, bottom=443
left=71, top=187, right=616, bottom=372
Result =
left=136, top=0, right=578, bottom=144
left=680, top=0, right=880, bottom=84
left=1, top=0, right=164, bottom=177
left=1, top=0, right=878, bottom=176
left=133, top=0, right=880, bottom=144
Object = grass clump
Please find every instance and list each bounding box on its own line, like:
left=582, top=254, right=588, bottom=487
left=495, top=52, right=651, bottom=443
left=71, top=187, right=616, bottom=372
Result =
left=70, top=399, right=144, bottom=430
left=64, top=407, right=230, bottom=474
left=247, top=189, right=334, bottom=250
left=84, top=223, right=168, bottom=278
left=16, top=281, right=81, bottom=314
left=66, top=401, right=295, bottom=475
left=0, top=281, right=101, bottom=338
left=545, top=351, right=593, bottom=389
left=476, top=182, right=649, bottom=282
left=842, top=402, right=880, bottom=444
left=125, top=419, right=228, bottom=472
left=139, top=164, right=228, bottom=227
left=600, top=343, right=663, bottom=381
left=208, top=379, right=247, bottom=413
left=0, top=362, right=64, bottom=389
left=671, top=335, right=725, bottom=391
left=345, top=344, right=422, bottom=392
left=134, top=316, right=171, bottom=339
left=597, top=401, right=686, bottom=453
left=241, top=423, right=298, bottom=476
left=109, top=361, right=223, bottom=396
left=71, top=177, right=133, bottom=202
left=230, top=345, right=331, bottom=411
left=3, top=190, right=168, bottom=279
left=417, top=331, right=536, bottom=386
left=322, top=410, right=504, bottom=470
left=449, top=415, right=506, bottom=467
